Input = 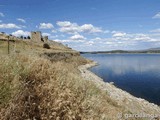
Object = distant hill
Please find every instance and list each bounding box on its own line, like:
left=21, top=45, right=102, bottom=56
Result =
left=147, top=47, right=160, bottom=51
left=80, top=47, right=160, bottom=54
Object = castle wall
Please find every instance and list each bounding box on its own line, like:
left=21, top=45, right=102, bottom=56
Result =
left=0, top=33, right=8, bottom=40
left=0, top=31, right=49, bottom=43
left=43, top=36, right=48, bottom=43
left=31, top=31, right=42, bottom=42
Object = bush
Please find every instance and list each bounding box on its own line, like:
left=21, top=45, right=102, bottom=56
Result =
left=43, top=43, right=50, bottom=49
left=27, top=36, right=31, bottom=39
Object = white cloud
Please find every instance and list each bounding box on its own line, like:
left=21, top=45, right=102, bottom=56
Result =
left=92, top=37, right=102, bottom=41
left=153, top=12, right=160, bottom=19
left=91, top=31, right=160, bottom=48
left=85, top=41, right=95, bottom=46
left=105, top=41, right=115, bottom=45
left=17, top=18, right=26, bottom=23
left=80, top=24, right=103, bottom=33
left=53, top=29, right=160, bottom=51
left=39, top=23, right=54, bottom=29
left=0, top=23, right=21, bottom=29
left=51, top=29, right=57, bottom=33
left=42, top=33, right=51, bottom=36
left=54, top=39, right=85, bottom=43
left=12, top=30, right=30, bottom=37
left=111, top=32, right=153, bottom=42
left=70, top=34, right=86, bottom=40
left=67, top=28, right=160, bottom=51
left=112, top=31, right=127, bottom=37
left=0, top=12, right=4, bottom=17
left=57, top=21, right=72, bottom=27
left=111, top=32, right=160, bottom=44
left=150, top=28, right=160, bottom=33
left=133, top=34, right=151, bottom=41
left=57, top=21, right=103, bottom=34
left=57, top=21, right=79, bottom=34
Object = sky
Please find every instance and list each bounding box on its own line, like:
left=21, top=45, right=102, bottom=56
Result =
left=0, top=0, right=160, bottom=51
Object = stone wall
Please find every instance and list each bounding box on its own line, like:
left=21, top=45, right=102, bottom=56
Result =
left=0, top=31, right=49, bottom=43
left=0, top=33, right=8, bottom=40
left=31, top=31, right=42, bottom=42
left=43, top=36, right=48, bottom=43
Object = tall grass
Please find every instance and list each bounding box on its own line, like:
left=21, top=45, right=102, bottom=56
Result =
left=0, top=53, right=124, bottom=120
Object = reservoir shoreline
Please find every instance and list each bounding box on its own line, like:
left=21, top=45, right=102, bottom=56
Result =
left=78, top=61, right=160, bottom=114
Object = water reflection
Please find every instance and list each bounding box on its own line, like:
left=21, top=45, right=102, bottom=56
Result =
left=82, top=54, right=160, bottom=105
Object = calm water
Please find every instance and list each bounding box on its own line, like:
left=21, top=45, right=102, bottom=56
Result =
left=82, top=53, right=160, bottom=105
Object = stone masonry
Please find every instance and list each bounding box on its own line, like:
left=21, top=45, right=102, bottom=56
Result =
left=31, top=31, right=48, bottom=42
left=0, top=31, right=48, bottom=42
left=31, top=31, right=42, bottom=42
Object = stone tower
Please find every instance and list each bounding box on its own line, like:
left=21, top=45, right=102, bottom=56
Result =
left=43, top=36, right=48, bottom=42
left=31, top=31, right=42, bottom=42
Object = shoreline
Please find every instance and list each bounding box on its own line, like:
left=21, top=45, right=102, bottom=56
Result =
left=81, top=53, right=160, bottom=54
left=78, top=61, right=160, bottom=114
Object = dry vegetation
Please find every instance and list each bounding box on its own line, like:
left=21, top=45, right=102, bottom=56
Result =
left=0, top=40, right=156, bottom=120
left=0, top=54, right=124, bottom=119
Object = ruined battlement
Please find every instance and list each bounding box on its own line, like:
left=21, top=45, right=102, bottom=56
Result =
left=31, top=31, right=42, bottom=42
left=31, top=31, right=48, bottom=43
left=0, top=31, right=49, bottom=43
left=43, top=36, right=48, bottom=42
left=0, top=32, right=8, bottom=40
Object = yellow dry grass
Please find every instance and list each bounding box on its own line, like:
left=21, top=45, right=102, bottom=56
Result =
left=0, top=40, right=148, bottom=120
left=0, top=52, right=125, bottom=120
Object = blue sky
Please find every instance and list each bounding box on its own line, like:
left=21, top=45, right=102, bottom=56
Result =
left=0, top=0, right=160, bottom=51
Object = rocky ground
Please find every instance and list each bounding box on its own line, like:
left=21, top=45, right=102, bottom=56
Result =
left=79, top=62, right=160, bottom=120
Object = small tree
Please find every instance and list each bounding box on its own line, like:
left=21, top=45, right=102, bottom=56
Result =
left=20, top=36, right=23, bottom=39
left=27, top=36, right=31, bottom=39
left=43, top=43, right=50, bottom=49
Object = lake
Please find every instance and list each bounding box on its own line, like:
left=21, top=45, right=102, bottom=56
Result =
left=82, top=53, right=160, bottom=105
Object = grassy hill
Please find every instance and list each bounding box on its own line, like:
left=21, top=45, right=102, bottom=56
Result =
left=0, top=39, right=159, bottom=120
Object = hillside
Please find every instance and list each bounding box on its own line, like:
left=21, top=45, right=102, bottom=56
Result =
left=148, top=47, right=160, bottom=51
left=0, top=39, right=160, bottom=120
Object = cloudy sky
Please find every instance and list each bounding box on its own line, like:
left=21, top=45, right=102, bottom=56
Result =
left=0, top=0, right=160, bottom=51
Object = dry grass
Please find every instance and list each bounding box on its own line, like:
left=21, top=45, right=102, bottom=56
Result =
left=0, top=40, right=147, bottom=120
left=0, top=53, right=125, bottom=120
left=0, top=40, right=75, bottom=56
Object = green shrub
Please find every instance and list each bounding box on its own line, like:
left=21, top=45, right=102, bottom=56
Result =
left=43, top=43, right=50, bottom=49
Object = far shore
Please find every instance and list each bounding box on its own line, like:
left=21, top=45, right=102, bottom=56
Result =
left=80, top=52, right=160, bottom=54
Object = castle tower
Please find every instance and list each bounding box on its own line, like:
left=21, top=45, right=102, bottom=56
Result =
left=0, top=32, right=9, bottom=40
left=43, top=36, right=48, bottom=43
left=31, top=31, right=42, bottom=42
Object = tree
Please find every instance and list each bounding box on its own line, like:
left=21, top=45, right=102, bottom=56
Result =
left=20, top=36, right=24, bottom=39
left=27, top=36, right=31, bottom=39
left=43, top=43, right=50, bottom=49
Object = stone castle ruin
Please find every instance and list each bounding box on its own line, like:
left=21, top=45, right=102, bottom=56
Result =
left=0, top=31, right=67, bottom=49
left=0, top=31, right=48, bottom=43
left=31, top=31, right=42, bottom=42
left=31, top=31, right=48, bottom=43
